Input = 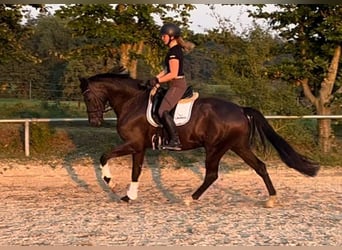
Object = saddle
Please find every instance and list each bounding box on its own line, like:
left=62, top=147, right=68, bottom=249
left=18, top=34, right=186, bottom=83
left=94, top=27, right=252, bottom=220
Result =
left=146, top=86, right=199, bottom=150
left=146, top=86, right=199, bottom=128
left=151, top=86, right=194, bottom=125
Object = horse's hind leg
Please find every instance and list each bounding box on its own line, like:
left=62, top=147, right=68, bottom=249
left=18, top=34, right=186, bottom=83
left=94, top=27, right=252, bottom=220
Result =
left=191, top=147, right=226, bottom=200
left=233, top=147, right=277, bottom=208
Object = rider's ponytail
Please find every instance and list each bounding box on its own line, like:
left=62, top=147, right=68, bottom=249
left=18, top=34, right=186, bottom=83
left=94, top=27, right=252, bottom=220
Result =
left=177, top=37, right=195, bottom=53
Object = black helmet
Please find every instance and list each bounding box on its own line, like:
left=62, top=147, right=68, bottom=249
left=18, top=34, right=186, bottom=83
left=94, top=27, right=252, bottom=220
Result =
left=160, top=23, right=181, bottom=38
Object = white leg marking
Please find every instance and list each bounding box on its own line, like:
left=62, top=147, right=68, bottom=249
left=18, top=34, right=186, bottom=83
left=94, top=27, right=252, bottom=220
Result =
left=100, top=163, right=116, bottom=190
left=101, top=163, right=112, bottom=180
left=127, top=182, right=139, bottom=200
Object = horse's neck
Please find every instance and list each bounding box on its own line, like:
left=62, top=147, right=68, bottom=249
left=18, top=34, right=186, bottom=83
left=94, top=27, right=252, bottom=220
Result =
left=107, top=86, right=147, bottom=118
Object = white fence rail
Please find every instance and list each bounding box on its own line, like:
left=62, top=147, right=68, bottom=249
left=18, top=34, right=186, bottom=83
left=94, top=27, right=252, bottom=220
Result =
left=0, top=118, right=116, bottom=157
left=0, top=115, right=341, bottom=157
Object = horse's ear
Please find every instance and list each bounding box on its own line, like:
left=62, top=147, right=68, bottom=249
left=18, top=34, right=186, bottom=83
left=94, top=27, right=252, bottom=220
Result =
left=79, top=77, right=89, bottom=93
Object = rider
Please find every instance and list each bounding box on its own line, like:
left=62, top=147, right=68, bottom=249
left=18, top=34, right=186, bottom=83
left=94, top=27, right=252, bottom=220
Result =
left=148, top=23, right=195, bottom=151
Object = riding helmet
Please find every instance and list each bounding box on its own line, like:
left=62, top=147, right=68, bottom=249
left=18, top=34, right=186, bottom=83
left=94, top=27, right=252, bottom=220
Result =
left=160, top=23, right=181, bottom=38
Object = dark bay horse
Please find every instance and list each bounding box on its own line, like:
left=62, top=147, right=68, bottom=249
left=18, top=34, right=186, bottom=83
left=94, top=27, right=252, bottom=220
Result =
left=80, top=73, right=320, bottom=207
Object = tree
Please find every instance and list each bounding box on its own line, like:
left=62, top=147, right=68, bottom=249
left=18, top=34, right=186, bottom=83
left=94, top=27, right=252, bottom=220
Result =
left=202, top=16, right=288, bottom=109
left=25, top=15, right=73, bottom=100
left=250, top=4, right=342, bottom=153
left=0, top=4, right=46, bottom=64
left=0, top=4, right=55, bottom=100
left=55, top=4, right=195, bottom=78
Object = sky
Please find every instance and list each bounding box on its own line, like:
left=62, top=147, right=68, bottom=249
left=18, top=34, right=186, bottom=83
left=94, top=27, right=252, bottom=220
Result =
left=188, top=4, right=274, bottom=34
left=24, top=4, right=276, bottom=34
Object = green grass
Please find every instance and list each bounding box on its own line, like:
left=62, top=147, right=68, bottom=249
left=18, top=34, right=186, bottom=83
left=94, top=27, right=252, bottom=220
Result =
left=0, top=98, right=342, bottom=167
left=0, top=98, right=87, bottom=118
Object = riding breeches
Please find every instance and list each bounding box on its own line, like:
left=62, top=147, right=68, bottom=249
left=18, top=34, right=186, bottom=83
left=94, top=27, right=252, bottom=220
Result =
left=158, top=78, right=187, bottom=118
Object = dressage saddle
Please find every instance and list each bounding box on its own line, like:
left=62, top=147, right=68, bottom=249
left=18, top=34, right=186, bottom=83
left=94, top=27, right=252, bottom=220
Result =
left=151, top=86, right=194, bottom=125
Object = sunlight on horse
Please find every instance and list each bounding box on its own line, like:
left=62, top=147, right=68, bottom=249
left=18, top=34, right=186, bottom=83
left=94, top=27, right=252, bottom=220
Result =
left=80, top=73, right=320, bottom=207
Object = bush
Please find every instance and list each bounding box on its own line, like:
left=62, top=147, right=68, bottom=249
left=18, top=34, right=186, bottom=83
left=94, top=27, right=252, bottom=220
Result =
left=0, top=124, right=23, bottom=155
left=30, top=123, right=55, bottom=153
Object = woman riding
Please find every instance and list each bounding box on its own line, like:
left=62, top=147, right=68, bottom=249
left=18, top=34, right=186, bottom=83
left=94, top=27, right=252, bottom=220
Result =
left=148, top=23, right=195, bottom=151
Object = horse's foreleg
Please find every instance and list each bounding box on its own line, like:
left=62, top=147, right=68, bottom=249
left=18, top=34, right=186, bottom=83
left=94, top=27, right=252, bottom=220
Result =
left=98, top=143, right=136, bottom=191
left=123, top=151, right=145, bottom=202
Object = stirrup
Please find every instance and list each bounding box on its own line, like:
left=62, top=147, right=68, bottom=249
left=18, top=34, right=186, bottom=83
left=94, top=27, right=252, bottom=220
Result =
left=162, top=141, right=182, bottom=151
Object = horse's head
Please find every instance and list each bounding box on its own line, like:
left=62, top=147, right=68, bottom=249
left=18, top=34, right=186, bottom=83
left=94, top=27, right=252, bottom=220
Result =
left=80, top=77, right=106, bottom=127
left=80, top=73, right=146, bottom=126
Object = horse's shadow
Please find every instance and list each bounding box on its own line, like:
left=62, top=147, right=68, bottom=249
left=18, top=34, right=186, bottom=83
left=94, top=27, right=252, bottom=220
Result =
left=60, top=121, right=121, bottom=202
left=143, top=149, right=256, bottom=204
left=62, top=154, right=90, bottom=190
left=62, top=157, right=121, bottom=202
left=59, top=121, right=258, bottom=205
left=144, top=152, right=182, bottom=203
left=91, top=161, right=121, bottom=201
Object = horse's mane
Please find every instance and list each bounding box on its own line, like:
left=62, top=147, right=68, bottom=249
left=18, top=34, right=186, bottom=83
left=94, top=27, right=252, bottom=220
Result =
left=83, top=73, right=146, bottom=94
left=88, top=73, right=132, bottom=81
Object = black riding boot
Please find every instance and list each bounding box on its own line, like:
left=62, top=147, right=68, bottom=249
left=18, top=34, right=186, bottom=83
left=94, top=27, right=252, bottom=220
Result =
left=162, top=111, right=182, bottom=151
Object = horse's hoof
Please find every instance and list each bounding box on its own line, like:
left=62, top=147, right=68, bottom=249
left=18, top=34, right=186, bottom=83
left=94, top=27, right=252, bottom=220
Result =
left=121, top=195, right=130, bottom=203
left=184, top=197, right=193, bottom=206
left=264, top=195, right=277, bottom=208
left=108, top=180, right=116, bottom=191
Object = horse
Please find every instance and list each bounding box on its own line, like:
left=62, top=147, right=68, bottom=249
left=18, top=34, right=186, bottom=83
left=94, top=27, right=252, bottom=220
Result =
left=79, top=73, right=320, bottom=207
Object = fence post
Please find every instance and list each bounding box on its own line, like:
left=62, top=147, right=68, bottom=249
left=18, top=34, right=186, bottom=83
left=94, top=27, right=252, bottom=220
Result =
left=24, top=120, right=30, bottom=157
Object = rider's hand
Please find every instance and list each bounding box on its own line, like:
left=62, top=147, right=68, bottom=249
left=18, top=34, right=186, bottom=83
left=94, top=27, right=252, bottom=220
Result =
left=148, top=77, right=159, bottom=88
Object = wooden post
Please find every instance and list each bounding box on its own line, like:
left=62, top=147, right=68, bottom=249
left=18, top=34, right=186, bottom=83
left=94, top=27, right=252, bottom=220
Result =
left=25, top=120, right=30, bottom=157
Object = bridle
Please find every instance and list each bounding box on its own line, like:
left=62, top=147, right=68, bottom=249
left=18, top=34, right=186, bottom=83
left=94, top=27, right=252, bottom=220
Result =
left=82, top=87, right=112, bottom=117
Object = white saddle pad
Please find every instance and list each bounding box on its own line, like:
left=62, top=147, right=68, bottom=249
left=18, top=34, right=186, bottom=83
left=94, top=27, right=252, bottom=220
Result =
left=146, top=92, right=199, bottom=127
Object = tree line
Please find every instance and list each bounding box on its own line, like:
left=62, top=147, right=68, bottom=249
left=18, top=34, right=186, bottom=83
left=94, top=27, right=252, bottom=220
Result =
left=0, top=4, right=341, bottom=153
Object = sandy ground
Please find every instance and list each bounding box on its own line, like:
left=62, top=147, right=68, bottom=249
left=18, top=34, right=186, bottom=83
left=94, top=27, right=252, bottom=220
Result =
left=0, top=157, right=341, bottom=246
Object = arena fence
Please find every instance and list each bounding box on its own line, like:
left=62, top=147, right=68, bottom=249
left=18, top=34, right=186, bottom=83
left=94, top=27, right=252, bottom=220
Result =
left=0, top=116, right=341, bottom=157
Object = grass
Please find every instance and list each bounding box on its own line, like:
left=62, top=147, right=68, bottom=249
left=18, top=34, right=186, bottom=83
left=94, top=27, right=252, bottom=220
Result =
left=0, top=98, right=87, bottom=118
left=0, top=99, right=342, bottom=167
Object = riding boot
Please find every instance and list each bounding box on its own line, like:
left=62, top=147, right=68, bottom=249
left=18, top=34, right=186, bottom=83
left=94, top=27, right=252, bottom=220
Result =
left=161, top=111, right=182, bottom=151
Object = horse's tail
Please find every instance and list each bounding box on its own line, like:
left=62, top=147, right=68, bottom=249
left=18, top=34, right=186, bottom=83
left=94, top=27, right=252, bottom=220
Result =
left=243, top=107, right=320, bottom=177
